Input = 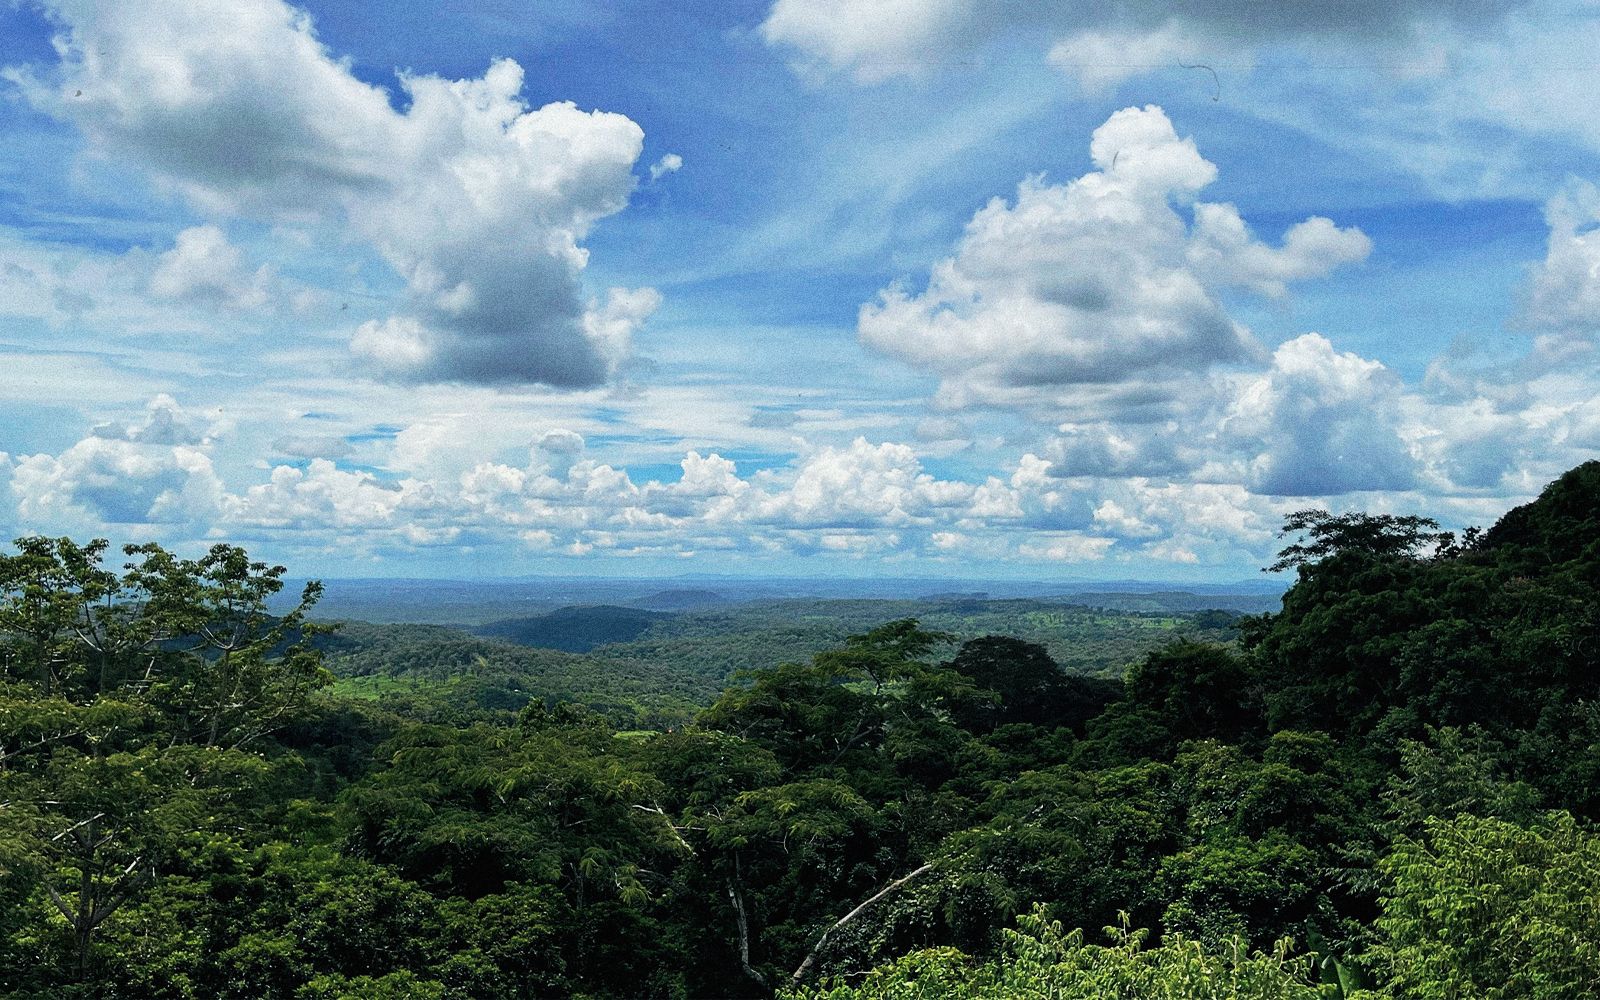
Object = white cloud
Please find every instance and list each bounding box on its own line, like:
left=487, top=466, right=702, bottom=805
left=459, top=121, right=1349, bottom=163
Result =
left=965, top=454, right=1094, bottom=530
left=649, top=153, right=683, bottom=181
left=752, top=438, right=971, bottom=527
left=12, top=0, right=651, bottom=388
left=583, top=287, right=663, bottom=372
left=269, top=434, right=353, bottom=460
left=231, top=459, right=415, bottom=530
left=89, top=394, right=211, bottom=446
left=531, top=428, right=589, bottom=482
left=0, top=231, right=247, bottom=339
left=758, top=0, right=1595, bottom=209
left=1046, top=27, right=1191, bottom=94
left=1043, top=423, right=1190, bottom=479
left=913, top=417, right=966, bottom=442
left=672, top=451, right=747, bottom=498
left=149, top=225, right=272, bottom=309
left=11, top=433, right=225, bottom=527
left=859, top=106, right=1368, bottom=422
left=1147, top=541, right=1200, bottom=564
left=760, top=0, right=988, bottom=83
left=350, top=316, right=436, bottom=378
left=1140, top=5, right=1600, bottom=201
left=10, top=404, right=1139, bottom=563
left=1524, top=181, right=1600, bottom=334
left=760, top=0, right=1525, bottom=85
left=1422, top=398, right=1528, bottom=490
left=459, top=462, right=526, bottom=507
left=0, top=387, right=1580, bottom=573
left=1017, top=534, right=1117, bottom=563
left=1410, top=341, right=1600, bottom=496
left=1188, top=206, right=1372, bottom=298
left=1092, top=499, right=1161, bottom=539
left=1226, top=333, right=1419, bottom=496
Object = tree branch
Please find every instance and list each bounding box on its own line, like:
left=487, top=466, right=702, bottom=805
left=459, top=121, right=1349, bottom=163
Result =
left=790, top=862, right=936, bottom=985
left=50, top=812, right=107, bottom=843
left=44, top=883, right=78, bottom=925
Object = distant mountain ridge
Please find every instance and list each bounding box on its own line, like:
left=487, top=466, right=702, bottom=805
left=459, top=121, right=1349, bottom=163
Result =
left=627, top=588, right=729, bottom=611
left=283, top=575, right=1287, bottom=623
left=474, top=605, right=675, bottom=652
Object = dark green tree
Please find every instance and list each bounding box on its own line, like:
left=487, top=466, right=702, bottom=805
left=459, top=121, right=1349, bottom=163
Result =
left=1265, top=509, right=1451, bottom=574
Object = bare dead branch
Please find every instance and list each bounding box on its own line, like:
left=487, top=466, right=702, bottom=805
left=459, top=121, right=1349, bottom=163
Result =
left=790, top=862, right=936, bottom=985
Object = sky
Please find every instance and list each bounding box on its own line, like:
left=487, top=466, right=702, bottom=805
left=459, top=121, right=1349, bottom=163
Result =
left=1, top=0, right=1598, bottom=581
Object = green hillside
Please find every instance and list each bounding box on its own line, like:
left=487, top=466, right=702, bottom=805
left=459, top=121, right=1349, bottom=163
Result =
left=476, top=604, right=676, bottom=653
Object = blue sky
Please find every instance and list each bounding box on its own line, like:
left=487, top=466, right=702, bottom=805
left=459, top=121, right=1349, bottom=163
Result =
left=1, top=0, right=1598, bottom=580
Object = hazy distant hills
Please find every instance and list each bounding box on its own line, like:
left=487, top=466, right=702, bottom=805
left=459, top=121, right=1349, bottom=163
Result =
left=628, top=588, right=729, bottom=611
left=1058, top=591, right=1280, bottom=614
left=301, top=583, right=1282, bottom=667
left=475, top=605, right=676, bottom=652
left=287, top=576, right=1285, bottom=625
left=316, top=593, right=1256, bottom=728
left=453, top=595, right=1258, bottom=682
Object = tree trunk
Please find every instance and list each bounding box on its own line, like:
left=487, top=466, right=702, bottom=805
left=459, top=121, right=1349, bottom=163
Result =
left=74, top=919, right=94, bottom=980
left=727, top=852, right=767, bottom=989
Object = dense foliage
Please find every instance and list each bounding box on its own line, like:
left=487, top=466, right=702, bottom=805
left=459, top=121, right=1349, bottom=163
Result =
left=793, top=908, right=1324, bottom=1000
left=4, top=462, right=1600, bottom=997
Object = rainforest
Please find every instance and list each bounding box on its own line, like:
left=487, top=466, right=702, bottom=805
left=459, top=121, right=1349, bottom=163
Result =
left=4, top=463, right=1600, bottom=998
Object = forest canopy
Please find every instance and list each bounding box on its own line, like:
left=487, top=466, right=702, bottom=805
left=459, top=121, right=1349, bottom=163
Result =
left=4, top=462, right=1600, bottom=997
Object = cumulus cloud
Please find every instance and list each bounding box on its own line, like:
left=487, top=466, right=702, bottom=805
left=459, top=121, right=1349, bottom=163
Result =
left=537, top=429, right=587, bottom=455
left=1188, top=206, right=1372, bottom=298
left=5, top=399, right=1169, bottom=565
left=760, top=0, right=991, bottom=82
left=1523, top=181, right=1600, bottom=335
left=349, top=316, right=436, bottom=380
left=1043, top=423, right=1190, bottom=479
left=1412, top=337, right=1600, bottom=496
left=6, top=397, right=228, bottom=526
left=149, top=226, right=272, bottom=309
left=11, top=439, right=223, bottom=526
left=1424, top=399, right=1528, bottom=490
left=859, top=106, right=1368, bottom=422
left=89, top=394, right=210, bottom=446
left=583, top=287, right=663, bottom=373
left=231, top=459, right=415, bottom=530
left=760, top=0, right=1526, bottom=85
left=1017, top=534, right=1117, bottom=563
left=752, top=438, right=973, bottom=528
left=963, top=454, right=1096, bottom=532
left=7, top=389, right=1577, bottom=572
left=1226, top=334, right=1418, bottom=496
left=673, top=451, right=747, bottom=498
left=530, top=428, right=588, bottom=481
left=11, top=0, right=652, bottom=388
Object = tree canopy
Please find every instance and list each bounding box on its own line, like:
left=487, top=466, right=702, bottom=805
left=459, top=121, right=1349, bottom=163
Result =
left=4, top=462, right=1600, bottom=995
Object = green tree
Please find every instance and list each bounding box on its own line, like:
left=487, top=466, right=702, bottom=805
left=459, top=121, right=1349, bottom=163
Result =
left=1266, top=509, right=1451, bottom=575
left=1368, top=812, right=1600, bottom=999
left=788, top=905, right=1323, bottom=1000
left=945, top=636, right=1118, bottom=733
left=0, top=537, right=122, bottom=695
left=124, top=542, right=330, bottom=749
